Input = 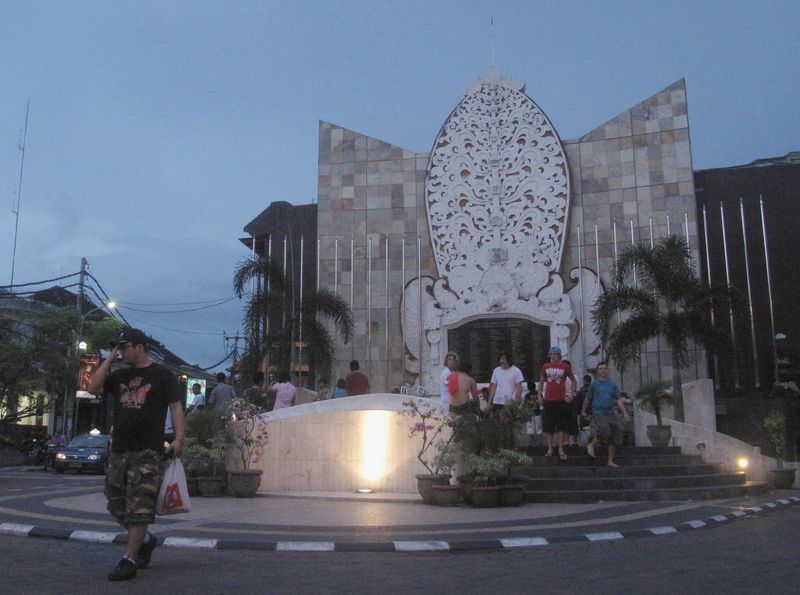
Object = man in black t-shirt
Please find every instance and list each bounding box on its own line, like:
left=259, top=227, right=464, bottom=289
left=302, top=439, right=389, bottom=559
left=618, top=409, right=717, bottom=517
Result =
left=88, top=327, right=185, bottom=582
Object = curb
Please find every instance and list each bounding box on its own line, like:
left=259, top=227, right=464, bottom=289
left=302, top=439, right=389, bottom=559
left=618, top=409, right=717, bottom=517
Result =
left=1, top=496, right=798, bottom=553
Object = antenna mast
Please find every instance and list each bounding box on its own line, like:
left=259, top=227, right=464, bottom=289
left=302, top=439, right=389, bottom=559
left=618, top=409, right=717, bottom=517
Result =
left=10, top=101, right=30, bottom=287
left=490, top=16, right=495, bottom=67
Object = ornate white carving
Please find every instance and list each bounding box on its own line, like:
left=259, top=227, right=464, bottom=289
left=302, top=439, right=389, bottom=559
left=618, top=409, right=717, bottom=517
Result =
left=566, top=267, right=605, bottom=375
left=402, top=70, right=577, bottom=392
left=425, top=69, right=571, bottom=302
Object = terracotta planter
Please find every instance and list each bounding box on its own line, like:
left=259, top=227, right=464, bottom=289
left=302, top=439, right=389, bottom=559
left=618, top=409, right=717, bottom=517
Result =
left=228, top=469, right=263, bottom=497
left=470, top=485, right=500, bottom=508
left=646, top=425, right=672, bottom=448
left=457, top=474, right=475, bottom=506
left=432, top=484, right=462, bottom=506
left=767, top=468, right=796, bottom=490
left=196, top=476, right=226, bottom=497
left=497, top=484, right=525, bottom=507
left=415, top=474, right=451, bottom=505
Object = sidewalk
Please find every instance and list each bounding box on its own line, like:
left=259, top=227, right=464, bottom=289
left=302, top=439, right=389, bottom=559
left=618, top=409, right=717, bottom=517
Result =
left=1, top=467, right=798, bottom=552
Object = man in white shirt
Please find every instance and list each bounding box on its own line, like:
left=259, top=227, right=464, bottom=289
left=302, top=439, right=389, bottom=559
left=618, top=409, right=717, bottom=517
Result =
left=488, top=352, right=523, bottom=411
left=439, top=352, right=459, bottom=405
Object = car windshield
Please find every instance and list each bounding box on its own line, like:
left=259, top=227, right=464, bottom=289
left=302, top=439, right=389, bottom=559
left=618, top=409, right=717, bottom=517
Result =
left=68, top=435, right=108, bottom=448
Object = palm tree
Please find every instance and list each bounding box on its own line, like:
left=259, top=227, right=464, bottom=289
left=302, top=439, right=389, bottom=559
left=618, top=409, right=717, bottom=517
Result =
left=233, top=256, right=354, bottom=386
left=592, top=235, right=740, bottom=422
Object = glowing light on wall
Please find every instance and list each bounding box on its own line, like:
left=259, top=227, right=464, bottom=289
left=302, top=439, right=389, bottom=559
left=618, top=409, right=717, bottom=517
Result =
left=359, top=410, right=392, bottom=483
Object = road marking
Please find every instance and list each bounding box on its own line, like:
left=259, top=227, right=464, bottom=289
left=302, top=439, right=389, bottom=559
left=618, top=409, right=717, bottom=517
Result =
left=649, top=526, right=678, bottom=535
left=0, top=522, right=34, bottom=536
left=585, top=532, right=623, bottom=541
left=684, top=520, right=706, bottom=529
left=276, top=541, right=335, bottom=551
left=393, top=541, right=449, bottom=551
left=730, top=511, right=746, bottom=518
left=70, top=530, right=119, bottom=543
left=500, top=537, right=549, bottom=547
left=709, top=515, right=728, bottom=522
left=163, top=537, right=218, bottom=548
left=749, top=506, right=763, bottom=513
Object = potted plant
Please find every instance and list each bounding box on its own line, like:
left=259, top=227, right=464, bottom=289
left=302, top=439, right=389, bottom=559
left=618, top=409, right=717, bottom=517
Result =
left=632, top=380, right=674, bottom=447
left=430, top=439, right=463, bottom=506
left=494, top=448, right=532, bottom=506
left=226, top=398, right=269, bottom=497
left=764, top=409, right=796, bottom=489
left=400, top=399, right=454, bottom=504
left=185, top=408, right=228, bottom=496
left=462, top=453, right=505, bottom=508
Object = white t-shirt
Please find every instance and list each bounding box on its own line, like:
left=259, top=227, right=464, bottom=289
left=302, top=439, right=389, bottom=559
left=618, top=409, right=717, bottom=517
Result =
left=490, top=365, right=524, bottom=405
left=439, top=366, right=452, bottom=403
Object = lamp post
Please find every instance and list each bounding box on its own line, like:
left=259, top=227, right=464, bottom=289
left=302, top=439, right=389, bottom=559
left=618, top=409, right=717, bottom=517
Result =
left=775, top=333, right=787, bottom=384
left=70, top=301, right=116, bottom=436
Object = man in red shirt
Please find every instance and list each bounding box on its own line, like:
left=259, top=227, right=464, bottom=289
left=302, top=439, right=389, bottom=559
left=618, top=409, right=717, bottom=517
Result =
left=538, top=346, right=577, bottom=460
left=345, top=360, right=370, bottom=396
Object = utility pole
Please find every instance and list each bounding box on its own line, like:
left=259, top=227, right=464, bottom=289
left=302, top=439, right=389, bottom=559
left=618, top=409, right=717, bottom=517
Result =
left=65, top=258, right=88, bottom=437
left=224, top=332, right=244, bottom=389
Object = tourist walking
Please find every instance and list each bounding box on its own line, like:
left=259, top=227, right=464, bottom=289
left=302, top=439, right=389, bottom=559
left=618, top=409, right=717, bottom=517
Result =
left=581, top=361, right=630, bottom=467
left=448, top=362, right=479, bottom=415
left=345, top=360, right=370, bottom=396
left=439, top=351, right=459, bottom=405
left=208, top=372, right=236, bottom=418
left=87, top=328, right=185, bottom=582
left=271, top=373, right=297, bottom=410
left=538, top=346, right=577, bottom=461
left=488, top=353, right=523, bottom=411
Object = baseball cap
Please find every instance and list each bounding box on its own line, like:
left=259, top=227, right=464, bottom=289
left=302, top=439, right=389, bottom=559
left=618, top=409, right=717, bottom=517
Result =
left=548, top=346, right=562, bottom=354
left=114, top=327, right=149, bottom=348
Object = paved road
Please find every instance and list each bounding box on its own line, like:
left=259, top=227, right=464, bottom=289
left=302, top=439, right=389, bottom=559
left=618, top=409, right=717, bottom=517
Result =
left=3, top=504, right=798, bottom=594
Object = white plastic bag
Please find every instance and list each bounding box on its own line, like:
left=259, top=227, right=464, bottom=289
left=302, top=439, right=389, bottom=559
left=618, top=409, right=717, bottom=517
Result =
left=156, top=458, right=191, bottom=515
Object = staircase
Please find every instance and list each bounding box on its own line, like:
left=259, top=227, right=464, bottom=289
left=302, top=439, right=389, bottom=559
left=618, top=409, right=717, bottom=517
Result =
left=520, top=445, right=768, bottom=503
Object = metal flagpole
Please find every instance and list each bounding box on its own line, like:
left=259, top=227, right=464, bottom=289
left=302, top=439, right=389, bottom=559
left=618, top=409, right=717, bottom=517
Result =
left=666, top=214, right=671, bottom=236
left=385, top=235, right=389, bottom=391
left=739, top=199, right=760, bottom=388
left=720, top=203, right=740, bottom=388
left=702, top=206, right=720, bottom=389
left=316, top=238, right=320, bottom=292
left=298, top=236, right=304, bottom=386
left=334, top=238, right=339, bottom=295
left=351, top=236, right=354, bottom=358
left=595, top=224, right=602, bottom=361
left=368, top=235, right=372, bottom=377
left=648, top=218, right=662, bottom=382
left=686, top=210, right=699, bottom=380
left=418, top=235, right=423, bottom=387
left=577, top=225, right=586, bottom=367
left=684, top=211, right=690, bottom=246
left=760, top=196, right=779, bottom=385
left=630, top=220, right=643, bottom=385
left=613, top=221, right=622, bottom=390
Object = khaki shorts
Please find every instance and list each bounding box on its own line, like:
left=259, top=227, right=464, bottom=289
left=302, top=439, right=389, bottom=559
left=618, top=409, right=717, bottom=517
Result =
left=105, top=449, right=164, bottom=527
left=592, top=415, right=623, bottom=447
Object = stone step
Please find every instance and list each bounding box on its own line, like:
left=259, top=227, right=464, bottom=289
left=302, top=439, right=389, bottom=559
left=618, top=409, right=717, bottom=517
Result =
left=522, top=481, right=769, bottom=503
left=522, top=463, right=726, bottom=479
left=525, top=454, right=703, bottom=467
left=524, top=445, right=683, bottom=456
left=522, top=472, right=746, bottom=491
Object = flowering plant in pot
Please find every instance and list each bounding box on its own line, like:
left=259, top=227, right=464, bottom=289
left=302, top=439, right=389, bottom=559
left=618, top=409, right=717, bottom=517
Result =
left=400, top=399, right=454, bottom=503
left=226, top=398, right=269, bottom=497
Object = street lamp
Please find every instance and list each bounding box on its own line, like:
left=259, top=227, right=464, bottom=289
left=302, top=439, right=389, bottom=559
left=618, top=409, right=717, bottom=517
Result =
left=77, top=301, right=116, bottom=350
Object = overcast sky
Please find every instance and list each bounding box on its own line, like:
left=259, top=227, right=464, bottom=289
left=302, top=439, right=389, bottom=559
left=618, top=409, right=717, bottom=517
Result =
left=1, top=0, right=797, bottom=371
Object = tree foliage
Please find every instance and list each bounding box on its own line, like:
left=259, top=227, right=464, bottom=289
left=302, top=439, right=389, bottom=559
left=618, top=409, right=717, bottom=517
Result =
left=233, top=256, right=354, bottom=386
left=592, top=235, right=743, bottom=422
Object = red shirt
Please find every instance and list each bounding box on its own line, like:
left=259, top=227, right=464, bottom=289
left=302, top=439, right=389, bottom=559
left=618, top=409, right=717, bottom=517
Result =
left=345, top=371, right=370, bottom=396
left=539, top=361, right=577, bottom=402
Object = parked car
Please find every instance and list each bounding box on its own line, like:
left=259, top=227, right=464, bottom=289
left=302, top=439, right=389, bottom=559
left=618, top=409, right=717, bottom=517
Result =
left=54, top=432, right=111, bottom=474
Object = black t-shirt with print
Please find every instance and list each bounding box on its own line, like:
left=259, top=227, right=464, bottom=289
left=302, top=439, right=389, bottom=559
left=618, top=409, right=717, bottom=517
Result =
left=104, top=363, right=180, bottom=454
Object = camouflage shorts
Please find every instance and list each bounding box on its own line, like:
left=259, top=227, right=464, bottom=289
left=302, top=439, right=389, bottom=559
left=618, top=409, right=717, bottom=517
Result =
left=105, top=450, right=164, bottom=527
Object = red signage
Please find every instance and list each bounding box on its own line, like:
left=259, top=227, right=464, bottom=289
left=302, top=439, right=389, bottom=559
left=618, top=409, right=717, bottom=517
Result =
left=78, top=355, right=100, bottom=391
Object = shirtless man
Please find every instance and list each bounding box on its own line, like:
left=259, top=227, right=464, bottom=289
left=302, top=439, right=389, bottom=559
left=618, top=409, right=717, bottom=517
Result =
left=448, top=363, right=479, bottom=415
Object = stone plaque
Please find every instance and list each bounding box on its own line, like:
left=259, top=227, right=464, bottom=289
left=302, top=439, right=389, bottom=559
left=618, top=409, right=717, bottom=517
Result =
left=447, top=318, right=550, bottom=385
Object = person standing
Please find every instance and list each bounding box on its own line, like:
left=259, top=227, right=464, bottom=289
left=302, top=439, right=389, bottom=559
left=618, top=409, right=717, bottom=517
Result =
left=488, top=353, right=523, bottom=411
left=448, top=362, right=479, bottom=415
left=332, top=378, right=346, bottom=399
left=87, top=328, right=185, bottom=582
left=439, top=351, right=459, bottom=406
left=538, top=346, right=577, bottom=461
left=581, top=361, right=631, bottom=467
left=208, top=372, right=236, bottom=418
left=270, top=372, right=297, bottom=410
left=344, top=360, right=370, bottom=396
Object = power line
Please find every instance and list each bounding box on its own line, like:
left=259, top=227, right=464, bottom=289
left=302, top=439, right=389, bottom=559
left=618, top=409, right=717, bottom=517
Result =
left=122, top=296, right=241, bottom=307
left=122, top=296, right=237, bottom=314
left=0, top=272, right=80, bottom=289
left=121, top=314, right=230, bottom=336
